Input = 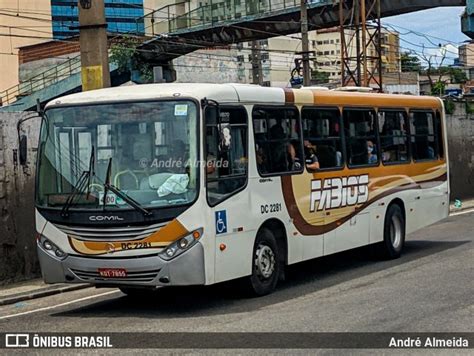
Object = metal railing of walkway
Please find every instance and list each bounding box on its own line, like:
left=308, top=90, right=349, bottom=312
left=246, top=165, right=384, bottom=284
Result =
left=0, top=55, right=81, bottom=107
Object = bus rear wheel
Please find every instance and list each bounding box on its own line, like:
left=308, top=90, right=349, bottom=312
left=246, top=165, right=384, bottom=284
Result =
left=376, top=204, right=405, bottom=259
left=246, top=228, right=280, bottom=296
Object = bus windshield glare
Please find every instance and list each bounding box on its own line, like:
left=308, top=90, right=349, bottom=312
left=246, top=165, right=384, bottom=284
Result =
left=36, top=100, right=199, bottom=211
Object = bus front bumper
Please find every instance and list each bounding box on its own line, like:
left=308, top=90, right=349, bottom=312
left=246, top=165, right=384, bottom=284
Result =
left=37, top=242, right=206, bottom=287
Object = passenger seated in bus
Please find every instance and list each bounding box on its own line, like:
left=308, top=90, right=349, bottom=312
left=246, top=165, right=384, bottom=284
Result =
left=367, top=140, right=378, bottom=164
left=287, top=141, right=302, bottom=171
left=256, top=145, right=266, bottom=172
left=269, top=123, right=289, bottom=172
left=304, top=140, right=320, bottom=171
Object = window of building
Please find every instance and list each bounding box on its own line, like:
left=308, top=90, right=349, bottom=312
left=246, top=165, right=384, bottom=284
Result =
left=302, top=107, right=344, bottom=170
left=410, top=111, right=437, bottom=161
left=252, top=106, right=303, bottom=175
left=344, top=109, right=379, bottom=166
left=206, top=106, right=248, bottom=206
left=378, top=110, right=409, bottom=164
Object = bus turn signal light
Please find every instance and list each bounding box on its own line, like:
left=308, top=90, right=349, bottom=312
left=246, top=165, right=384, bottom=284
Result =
left=219, top=244, right=226, bottom=251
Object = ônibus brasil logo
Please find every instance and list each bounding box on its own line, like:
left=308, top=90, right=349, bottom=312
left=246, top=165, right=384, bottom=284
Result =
left=310, top=174, right=369, bottom=212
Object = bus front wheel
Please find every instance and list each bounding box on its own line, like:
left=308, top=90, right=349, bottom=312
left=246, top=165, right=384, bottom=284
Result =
left=247, top=228, right=280, bottom=296
left=376, top=204, right=405, bottom=259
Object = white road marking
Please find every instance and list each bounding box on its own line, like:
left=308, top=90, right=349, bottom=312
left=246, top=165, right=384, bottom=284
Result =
left=0, top=290, right=120, bottom=320
left=449, top=208, right=474, bottom=217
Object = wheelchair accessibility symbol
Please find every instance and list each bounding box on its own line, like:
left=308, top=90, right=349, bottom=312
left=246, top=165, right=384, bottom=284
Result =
left=215, top=210, right=227, bottom=234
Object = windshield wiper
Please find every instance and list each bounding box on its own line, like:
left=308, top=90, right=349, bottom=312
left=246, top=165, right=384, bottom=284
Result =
left=61, top=146, right=95, bottom=217
left=102, top=158, right=151, bottom=217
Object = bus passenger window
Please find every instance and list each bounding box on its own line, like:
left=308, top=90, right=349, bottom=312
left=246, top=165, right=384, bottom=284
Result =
left=436, top=111, right=444, bottom=159
left=302, top=107, right=343, bottom=170
left=343, top=109, right=378, bottom=166
left=205, top=106, right=248, bottom=206
left=378, top=110, right=409, bottom=164
left=410, top=111, right=437, bottom=161
left=252, top=106, right=303, bottom=175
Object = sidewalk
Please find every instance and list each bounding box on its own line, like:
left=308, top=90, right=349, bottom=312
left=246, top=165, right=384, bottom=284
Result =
left=1, top=199, right=473, bottom=307
left=0, top=278, right=90, bottom=307
left=449, top=197, right=474, bottom=212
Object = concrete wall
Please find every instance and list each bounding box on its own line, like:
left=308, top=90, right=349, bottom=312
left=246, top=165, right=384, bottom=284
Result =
left=0, top=112, right=41, bottom=284
left=446, top=101, right=474, bottom=200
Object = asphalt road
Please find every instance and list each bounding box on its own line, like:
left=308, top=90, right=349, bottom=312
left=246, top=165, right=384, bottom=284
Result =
left=0, top=211, right=472, bottom=353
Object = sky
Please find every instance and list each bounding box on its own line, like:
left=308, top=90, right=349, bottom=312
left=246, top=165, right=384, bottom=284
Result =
left=383, top=6, right=469, bottom=65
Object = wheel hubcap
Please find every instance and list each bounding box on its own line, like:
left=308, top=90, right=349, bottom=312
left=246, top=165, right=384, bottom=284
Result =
left=255, top=244, right=275, bottom=280
left=390, top=215, right=402, bottom=250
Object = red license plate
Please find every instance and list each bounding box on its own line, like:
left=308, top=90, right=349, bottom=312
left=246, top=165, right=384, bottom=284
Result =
left=98, top=268, right=127, bottom=278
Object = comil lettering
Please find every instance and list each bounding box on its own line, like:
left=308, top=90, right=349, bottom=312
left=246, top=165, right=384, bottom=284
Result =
left=310, top=174, right=369, bottom=212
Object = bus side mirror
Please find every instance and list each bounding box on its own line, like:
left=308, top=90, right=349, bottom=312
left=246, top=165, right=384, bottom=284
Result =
left=19, top=134, right=28, bottom=166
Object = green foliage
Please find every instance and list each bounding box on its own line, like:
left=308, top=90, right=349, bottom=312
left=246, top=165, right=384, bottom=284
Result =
left=431, top=81, right=446, bottom=96
left=110, top=36, right=153, bottom=82
left=311, top=69, right=330, bottom=84
left=444, top=99, right=455, bottom=115
left=110, top=36, right=141, bottom=73
left=449, top=68, right=468, bottom=84
left=401, top=52, right=422, bottom=72
left=465, top=101, right=474, bottom=114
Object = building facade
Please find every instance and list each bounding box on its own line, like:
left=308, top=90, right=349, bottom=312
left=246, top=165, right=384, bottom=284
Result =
left=310, top=27, right=401, bottom=82
left=0, top=0, right=53, bottom=94
left=51, top=0, right=145, bottom=38
left=1, top=0, right=150, bottom=96
left=459, top=42, right=474, bottom=67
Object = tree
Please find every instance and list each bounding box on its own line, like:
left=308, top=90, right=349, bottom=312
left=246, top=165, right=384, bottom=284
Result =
left=400, top=51, right=422, bottom=72
left=110, top=36, right=153, bottom=82
left=419, top=45, right=448, bottom=96
left=449, top=68, right=467, bottom=84
left=311, top=69, right=330, bottom=84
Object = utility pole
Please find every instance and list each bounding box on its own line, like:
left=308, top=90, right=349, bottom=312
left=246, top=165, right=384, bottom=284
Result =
left=339, top=0, right=383, bottom=91
left=251, top=40, right=263, bottom=85
left=78, top=0, right=110, bottom=91
left=300, top=0, right=311, bottom=86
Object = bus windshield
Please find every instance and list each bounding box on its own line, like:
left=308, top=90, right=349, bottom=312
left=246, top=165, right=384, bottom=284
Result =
left=36, top=100, right=199, bottom=211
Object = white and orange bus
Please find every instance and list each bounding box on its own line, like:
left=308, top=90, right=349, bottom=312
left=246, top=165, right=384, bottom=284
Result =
left=35, top=84, right=448, bottom=296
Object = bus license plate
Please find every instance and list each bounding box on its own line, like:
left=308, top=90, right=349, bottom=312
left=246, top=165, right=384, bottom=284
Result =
left=98, top=268, right=127, bottom=278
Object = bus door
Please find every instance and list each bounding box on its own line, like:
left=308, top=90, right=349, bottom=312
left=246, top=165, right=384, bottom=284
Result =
left=204, top=105, right=252, bottom=283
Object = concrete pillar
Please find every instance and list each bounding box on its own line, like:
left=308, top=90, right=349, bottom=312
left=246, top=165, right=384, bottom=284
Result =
left=78, top=0, right=111, bottom=91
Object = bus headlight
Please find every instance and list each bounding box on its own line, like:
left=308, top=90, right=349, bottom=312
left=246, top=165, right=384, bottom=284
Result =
left=159, top=228, right=202, bottom=261
left=39, top=235, right=68, bottom=261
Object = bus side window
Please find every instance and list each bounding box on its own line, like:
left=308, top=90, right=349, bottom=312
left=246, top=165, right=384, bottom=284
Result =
left=343, top=108, right=378, bottom=166
left=436, top=111, right=444, bottom=159
left=378, top=110, right=409, bottom=164
left=410, top=111, right=437, bottom=161
left=205, top=106, right=248, bottom=206
left=252, top=106, right=303, bottom=176
left=302, top=107, right=343, bottom=170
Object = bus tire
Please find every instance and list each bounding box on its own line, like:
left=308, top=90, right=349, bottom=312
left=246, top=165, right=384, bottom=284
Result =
left=246, top=228, right=280, bottom=296
left=376, top=204, right=405, bottom=259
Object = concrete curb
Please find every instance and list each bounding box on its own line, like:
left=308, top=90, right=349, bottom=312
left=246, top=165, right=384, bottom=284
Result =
left=0, top=283, right=92, bottom=307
